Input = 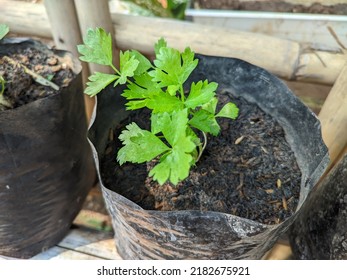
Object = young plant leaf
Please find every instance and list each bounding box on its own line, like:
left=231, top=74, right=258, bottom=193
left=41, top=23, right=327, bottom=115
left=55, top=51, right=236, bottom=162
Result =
left=146, top=94, right=184, bottom=113
left=130, top=50, right=152, bottom=75
left=0, top=24, right=9, bottom=40
left=117, top=122, right=169, bottom=164
left=77, top=28, right=113, bottom=66
left=159, top=109, right=188, bottom=145
left=149, top=144, right=194, bottom=185
left=117, top=50, right=140, bottom=85
left=77, top=31, right=240, bottom=186
left=180, top=47, right=199, bottom=85
left=185, top=80, right=217, bottom=109
left=149, top=46, right=198, bottom=89
left=189, top=110, right=220, bottom=136
left=84, top=72, right=118, bottom=97
left=122, top=73, right=162, bottom=100
left=216, top=102, right=239, bottom=119
left=154, top=37, right=167, bottom=55
left=201, top=97, right=218, bottom=115
left=149, top=110, right=196, bottom=185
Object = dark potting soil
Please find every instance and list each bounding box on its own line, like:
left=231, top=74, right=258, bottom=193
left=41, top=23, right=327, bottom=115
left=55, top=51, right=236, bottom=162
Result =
left=101, top=92, right=302, bottom=225
left=0, top=44, right=75, bottom=110
left=191, top=0, right=347, bottom=15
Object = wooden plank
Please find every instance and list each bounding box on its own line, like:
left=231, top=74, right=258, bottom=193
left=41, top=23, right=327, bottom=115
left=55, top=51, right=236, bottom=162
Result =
left=31, top=246, right=104, bottom=260
left=112, top=13, right=347, bottom=84
left=285, top=81, right=330, bottom=115
left=263, top=243, right=293, bottom=260
left=31, top=228, right=122, bottom=260
left=1, top=0, right=346, bottom=85
left=73, top=209, right=113, bottom=232
left=57, top=228, right=121, bottom=260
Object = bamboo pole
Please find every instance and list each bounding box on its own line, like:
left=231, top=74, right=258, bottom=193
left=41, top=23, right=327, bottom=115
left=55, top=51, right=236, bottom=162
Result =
left=44, top=0, right=92, bottom=122
left=74, top=0, right=119, bottom=69
left=74, top=0, right=119, bottom=119
left=318, top=62, right=347, bottom=170
left=1, top=0, right=345, bottom=85
left=111, top=13, right=347, bottom=84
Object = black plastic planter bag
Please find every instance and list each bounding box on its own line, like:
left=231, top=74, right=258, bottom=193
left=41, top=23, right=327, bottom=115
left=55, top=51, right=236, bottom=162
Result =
left=289, top=153, right=347, bottom=259
left=88, top=54, right=329, bottom=259
left=0, top=39, right=95, bottom=258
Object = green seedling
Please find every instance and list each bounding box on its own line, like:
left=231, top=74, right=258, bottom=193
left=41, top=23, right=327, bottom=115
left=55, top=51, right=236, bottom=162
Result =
left=78, top=28, right=239, bottom=185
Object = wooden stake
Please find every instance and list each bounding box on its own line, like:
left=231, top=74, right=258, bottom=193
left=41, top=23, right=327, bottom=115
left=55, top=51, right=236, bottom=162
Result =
left=74, top=0, right=119, bottom=120
left=74, top=0, right=119, bottom=69
left=44, top=0, right=93, bottom=122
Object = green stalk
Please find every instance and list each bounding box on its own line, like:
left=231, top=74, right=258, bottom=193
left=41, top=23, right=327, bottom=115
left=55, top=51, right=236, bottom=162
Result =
left=179, top=84, right=185, bottom=102
left=196, top=131, right=207, bottom=162
left=0, top=76, right=5, bottom=95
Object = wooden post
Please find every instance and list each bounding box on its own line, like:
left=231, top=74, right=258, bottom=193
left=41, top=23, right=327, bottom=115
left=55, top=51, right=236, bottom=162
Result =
left=44, top=0, right=93, bottom=122
left=74, top=0, right=119, bottom=69
left=74, top=0, right=119, bottom=120
left=318, top=62, right=347, bottom=170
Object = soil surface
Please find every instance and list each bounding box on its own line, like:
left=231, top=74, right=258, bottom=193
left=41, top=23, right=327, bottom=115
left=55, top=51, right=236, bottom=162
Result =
left=191, top=0, right=347, bottom=15
left=101, top=92, right=302, bottom=225
left=0, top=43, right=74, bottom=110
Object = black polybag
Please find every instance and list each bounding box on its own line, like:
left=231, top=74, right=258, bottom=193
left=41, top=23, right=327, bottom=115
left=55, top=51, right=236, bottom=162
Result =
left=88, top=54, right=329, bottom=259
left=0, top=39, right=95, bottom=258
left=289, top=153, right=347, bottom=259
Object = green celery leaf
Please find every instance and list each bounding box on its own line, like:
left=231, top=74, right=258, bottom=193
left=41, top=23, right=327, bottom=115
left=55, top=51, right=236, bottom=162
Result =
left=185, top=80, right=217, bottom=109
left=151, top=112, right=165, bottom=134
left=146, top=94, right=184, bottom=113
left=180, top=47, right=199, bottom=84
left=149, top=47, right=181, bottom=87
left=117, top=122, right=169, bottom=164
left=122, top=73, right=162, bottom=100
left=84, top=72, right=118, bottom=96
left=154, top=38, right=167, bottom=55
left=201, top=97, right=218, bottom=115
left=149, top=144, right=194, bottom=185
left=0, top=24, right=9, bottom=40
left=149, top=46, right=198, bottom=89
left=117, top=50, right=139, bottom=85
left=189, top=110, right=220, bottom=136
left=124, top=100, right=148, bottom=110
left=216, top=102, right=239, bottom=119
left=123, top=73, right=176, bottom=112
left=130, top=50, right=152, bottom=75
left=167, top=85, right=179, bottom=96
left=78, top=28, right=113, bottom=66
left=160, top=109, right=189, bottom=146
left=149, top=110, right=196, bottom=185
left=148, top=158, right=170, bottom=185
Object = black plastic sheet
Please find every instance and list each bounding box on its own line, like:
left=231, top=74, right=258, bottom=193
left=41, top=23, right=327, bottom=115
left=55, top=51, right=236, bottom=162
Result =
left=88, top=54, right=329, bottom=259
left=289, top=153, right=347, bottom=259
left=0, top=39, right=96, bottom=258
